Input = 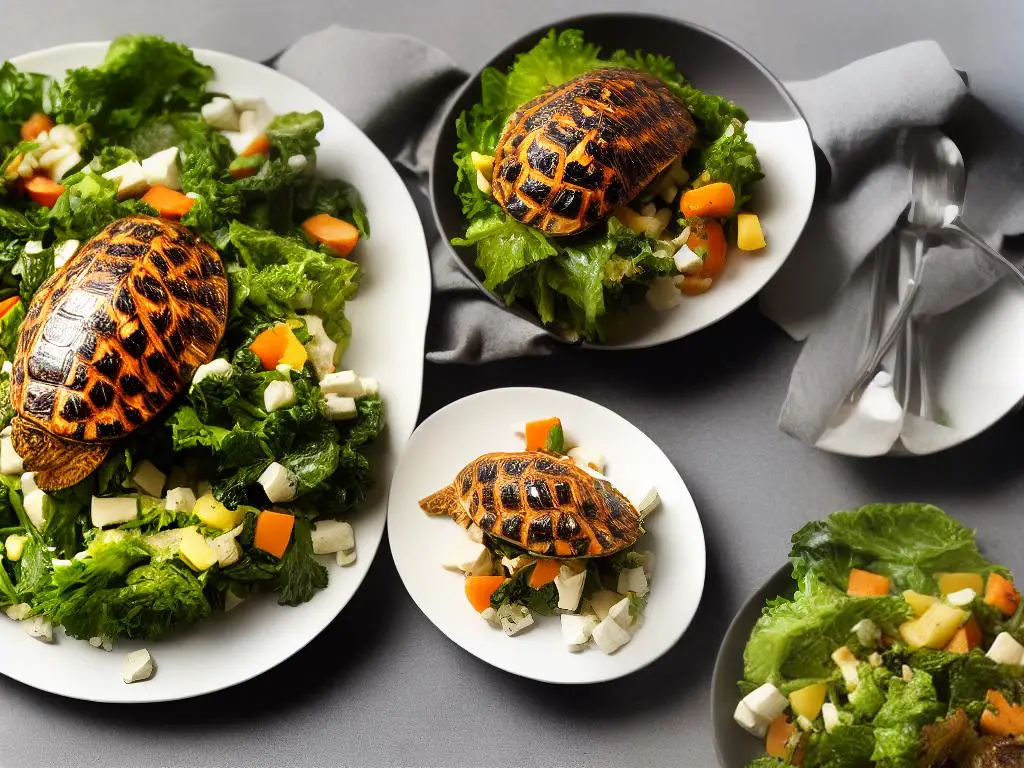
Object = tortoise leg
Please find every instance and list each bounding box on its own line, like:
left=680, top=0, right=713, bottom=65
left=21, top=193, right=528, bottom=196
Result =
left=11, top=417, right=109, bottom=491
left=418, top=485, right=471, bottom=527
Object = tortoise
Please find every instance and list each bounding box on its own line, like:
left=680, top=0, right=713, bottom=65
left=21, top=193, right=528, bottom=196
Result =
left=490, top=67, right=697, bottom=236
left=419, top=451, right=641, bottom=557
left=10, top=215, right=229, bottom=491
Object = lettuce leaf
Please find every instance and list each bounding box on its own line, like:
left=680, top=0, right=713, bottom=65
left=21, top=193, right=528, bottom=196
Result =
left=800, top=724, right=876, bottom=768
left=0, top=62, right=50, bottom=145
left=265, top=111, right=322, bottom=158
left=870, top=670, right=945, bottom=767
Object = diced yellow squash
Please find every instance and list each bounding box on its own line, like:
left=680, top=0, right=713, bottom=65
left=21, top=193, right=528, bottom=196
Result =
left=470, top=151, right=494, bottom=180
left=279, top=328, right=308, bottom=370
left=737, top=213, right=766, bottom=251
left=193, top=494, right=243, bottom=531
left=903, top=590, right=939, bottom=617
left=179, top=527, right=218, bottom=571
left=899, top=603, right=968, bottom=650
left=789, top=683, right=828, bottom=721
left=4, top=534, right=27, bottom=562
left=613, top=207, right=667, bottom=238
left=936, top=573, right=984, bottom=596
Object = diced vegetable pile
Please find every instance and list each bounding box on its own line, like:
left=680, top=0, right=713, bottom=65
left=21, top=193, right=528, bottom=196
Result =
left=453, top=29, right=766, bottom=342
left=0, top=36, right=384, bottom=655
left=737, top=504, right=1024, bottom=767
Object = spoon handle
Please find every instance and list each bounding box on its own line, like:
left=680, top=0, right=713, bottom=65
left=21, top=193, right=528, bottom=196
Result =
left=949, top=219, right=1024, bottom=288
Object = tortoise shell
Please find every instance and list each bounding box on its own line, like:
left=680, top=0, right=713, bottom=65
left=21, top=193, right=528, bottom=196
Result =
left=12, top=215, right=228, bottom=444
left=419, top=451, right=641, bottom=557
left=491, top=68, right=697, bottom=236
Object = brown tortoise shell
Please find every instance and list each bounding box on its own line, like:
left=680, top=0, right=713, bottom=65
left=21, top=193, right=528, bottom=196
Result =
left=12, top=215, right=229, bottom=442
left=491, top=68, right=697, bottom=236
left=421, top=451, right=641, bottom=557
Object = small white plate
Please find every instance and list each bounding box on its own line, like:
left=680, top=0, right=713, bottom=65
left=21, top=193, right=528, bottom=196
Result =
left=388, top=387, right=706, bottom=684
left=1, top=43, right=431, bottom=703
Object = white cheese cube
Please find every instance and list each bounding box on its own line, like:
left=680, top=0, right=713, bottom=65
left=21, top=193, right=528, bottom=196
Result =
left=287, top=155, right=308, bottom=172
left=19, top=472, right=38, bottom=498
left=73, top=550, right=89, bottom=561
left=37, top=144, right=71, bottom=171
left=852, top=618, right=881, bottom=647
left=822, top=703, right=840, bottom=734
left=324, top=394, right=357, bottom=421
left=53, top=239, right=79, bottom=269
left=832, top=646, right=860, bottom=691
left=102, top=161, right=149, bottom=200
left=1, top=361, right=11, bottom=376
left=51, top=558, right=71, bottom=568
left=263, top=380, right=296, bottom=412
left=22, top=616, right=54, bottom=642
left=224, top=130, right=258, bottom=156
left=23, top=241, right=43, bottom=256
left=945, top=587, right=977, bottom=607
left=24, top=489, right=47, bottom=530
left=742, top=682, right=789, bottom=723
left=617, top=567, right=649, bottom=597
left=192, top=358, right=232, bottom=384
left=608, top=597, right=635, bottom=629
left=561, top=613, right=598, bottom=649
left=90, top=496, right=138, bottom=528
left=224, top=590, right=245, bottom=612
left=475, top=170, right=491, bottom=195
left=0, top=435, right=24, bottom=475
left=164, top=486, right=196, bottom=514
left=566, top=446, right=605, bottom=473
left=901, top=664, right=913, bottom=682
left=645, top=276, right=682, bottom=310
left=987, top=632, right=1024, bottom=666
left=554, top=566, right=587, bottom=611
left=87, top=635, right=114, bottom=651
left=207, top=531, right=241, bottom=567
left=796, top=715, right=816, bottom=732
left=50, top=148, right=81, bottom=181
left=258, top=462, right=297, bottom=503
left=311, top=520, right=356, bottom=555
left=359, top=377, right=379, bottom=397
left=733, top=701, right=767, bottom=737
left=480, top=607, right=497, bottom=625
left=201, top=97, right=239, bottom=131
left=627, top=483, right=660, bottom=519
left=500, top=555, right=533, bottom=575
left=141, top=147, right=181, bottom=190
left=441, top=538, right=491, bottom=576
left=320, top=370, right=362, bottom=396
left=868, top=652, right=883, bottom=667
left=591, top=615, right=631, bottom=654
left=336, top=548, right=357, bottom=566
left=48, top=124, right=81, bottom=151
left=236, top=99, right=273, bottom=133
left=4, top=534, right=27, bottom=561
left=123, top=648, right=155, bottom=683
left=496, top=604, right=534, bottom=636
left=4, top=602, right=31, bottom=621
left=132, top=460, right=166, bottom=497
left=673, top=243, right=703, bottom=274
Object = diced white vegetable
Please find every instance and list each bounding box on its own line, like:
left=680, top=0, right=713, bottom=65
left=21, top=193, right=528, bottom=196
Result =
left=53, top=239, right=80, bottom=269
left=561, top=613, right=598, bottom=649
left=987, top=632, right=1024, bottom=666
left=207, top=531, right=241, bottom=567
left=88, top=635, right=112, bottom=651
left=123, top=648, right=155, bottom=683
left=24, top=489, right=47, bottom=530
left=0, top=435, right=24, bottom=475
left=51, top=558, right=71, bottom=568
left=38, top=144, right=71, bottom=171
left=4, top=534, right=27, bottom=561
left=90, top=496, right=138, bottom=528
left=22, top=616, right=53, bottom=642
left=608, top=597, right=635, bottom=629
left=132, top=460, right=166, bottom=497
left=311, top=520, right=356, bottom=555
left=852, top=618, right=881, bottom=647
left=627, top=483, right=660, bottom=519
left=640, top=202, right=657, bottom=217
left=320, top=370, right=362, bottom=397
left=224, top=131, right=258, bottom=156
left=258, top=462, right=297, bottom=503
left=73, top=550, right=88, bottom=561
left=797, top=715, right=816, bottom=732
left=738, top=682, right=788, bottom=735
left=49, top=124, right=81, bottom=150
left=201, top=97, right=240, bottom=131
left=475, top=170, right=492, bottom=195
left=567, top=446, right=605, bottom=473
left=164, top=486, right=196, bottom=514
left=324, top=394, right=357, bottom=421
left=673, top=243, right=703, bottom=274
left=822, top=703, right=840, bottom=734
left=500, top=555, right=532, bottom=575
left=465, top=523, right=484, bottom=544
left=480, top=607, right=497, bottom=625
left=336, top=548, right=357, bottom=567
left=868, top=652, right=883, bottom=668
left=23, top=241, right=43, bottom=256
left=19, top=472, right=36, bottom=497
left=497, top=604, right=534, bottom=636
left=140, top=147, right=181, bottom=189
left=235, top=99, right=272, bottom=133
left=441, top=538, right=491, bottom=576
left=645, top=275, right=682, bottom=310
left=303, top=315, right=337, bottom=378
left=287, top=155, right=308, bottom=172
left=102, top=161, right=149, bottom=199
left=945, top=587, right=977, bottom=607
left=359, top=377, right=379, bottom=396
left=592, top=615, right=631, bottom=654
left=224, top=590, right=245, bottom=612
left=733, top=701, right=766, bottom=737
left=554, top=566, right=587, bottom=611
left=263, top=380, right=296, bottom=412
left=657, top=179, right=679, bottom=206
left=617, top=567, right=649, bottom=597
left=1, top=361, right=11, bottom=376
left=4, top=602, right=31, bottom=621
left=192, top=358, right=232, bottom=384
left=901, top=664, right=913, bottom=682
left=588, top=590, right=622, bottom=620
left=51, top=148, right=81, bottom=180
left=832, top=646, right=860, bottom=691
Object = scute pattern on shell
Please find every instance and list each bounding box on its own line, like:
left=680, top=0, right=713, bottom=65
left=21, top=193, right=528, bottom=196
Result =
left=12, top=216, right=228, bottom=442
left=453, top=451, right=640, bottom=557
left=491, top=68, right=697, bottom=236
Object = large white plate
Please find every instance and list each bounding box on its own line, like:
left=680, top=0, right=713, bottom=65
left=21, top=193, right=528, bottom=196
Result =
left=388, top=387, right=706, bottom=684
left=0, top=43, right=430, bottom=702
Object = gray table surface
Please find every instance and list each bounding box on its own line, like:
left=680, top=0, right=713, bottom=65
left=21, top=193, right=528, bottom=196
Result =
left=2, top=2, right=1023, bottom=767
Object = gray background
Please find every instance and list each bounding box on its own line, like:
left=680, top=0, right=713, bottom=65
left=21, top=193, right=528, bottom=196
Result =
left=2, top=2, right=1023, bottom=766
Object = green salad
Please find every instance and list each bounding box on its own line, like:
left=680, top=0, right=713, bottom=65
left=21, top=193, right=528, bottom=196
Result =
left=737, top=504, right=1024, bottom=767
left=452, top=29, right=765, bottom=342
left=0, top=36, right=383, bottom=652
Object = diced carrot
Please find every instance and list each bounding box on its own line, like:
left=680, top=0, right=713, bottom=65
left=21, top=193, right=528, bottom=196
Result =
left=20, top=112, right=53, bottom=141
left=4, top=154, right=23, bottom=181
left=944, top=616, right=983, bottom=654
left=524, top=417, right=561, bottom=452
left=141, top=185, right=195, bottom=218
left=23, top=175, right=64, bottom=208
left=465, top=575, right=506, bottom=613
left=680, top=182, right=736, bottom=218
left=678, top=276, right=713, bottom=295
left=688, top=219, right=727, bottom=278
left=0, top=296, right=20, bottom=320
left=766, top=715, right=799, bottom=760
left=528, top=559, right=562, bottom=589
left=240, top=134, right=272, bottom=158
left=229, top=155, right=264, bottom=179
left=301, top=214, right=360, bottom=258
left=847, top=568, right=891, bottom=597
left=253, top=509, right=295, bottom=559
left=985, top=573, right=1021, bottom=617
left=249, top=325, right=289, bottom=370
left=980, top=690, right=1024, bottom=737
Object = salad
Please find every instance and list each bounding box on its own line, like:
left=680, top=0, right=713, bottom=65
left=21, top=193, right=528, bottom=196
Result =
left=736, top=504, right=1024, bottom=767
left=422, top=417, right=657, bottom=654
left=0, top=36, right=384, bottom=670
left=452, top=29, right=766, bottom=342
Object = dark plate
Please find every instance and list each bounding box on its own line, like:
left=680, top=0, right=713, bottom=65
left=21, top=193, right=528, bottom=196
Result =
left=428, top=12, right=811, bottom=347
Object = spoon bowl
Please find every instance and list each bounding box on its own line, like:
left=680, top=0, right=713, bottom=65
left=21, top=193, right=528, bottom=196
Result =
left=907, top=131, right=966, bottom=231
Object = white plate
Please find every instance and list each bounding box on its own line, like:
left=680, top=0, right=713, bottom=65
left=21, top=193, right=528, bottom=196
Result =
left=387, top=387, right=706, bottom=684
left=1, top=43, right=431, bottom=702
